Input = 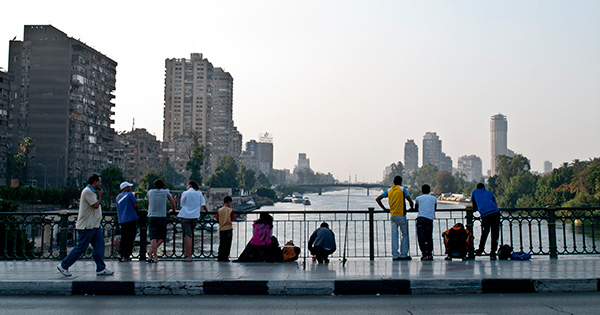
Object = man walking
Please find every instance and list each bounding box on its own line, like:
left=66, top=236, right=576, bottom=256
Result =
left=471, top=183, right=501, bottom=260
left=57, top=174, right=113, bottom=276
left=116, top=181, right=138, bottom=262
left=376, top=176, right=414, bottom=260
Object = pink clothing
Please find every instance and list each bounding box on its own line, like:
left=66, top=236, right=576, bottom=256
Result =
left=249, top=221, right=272, bottom=246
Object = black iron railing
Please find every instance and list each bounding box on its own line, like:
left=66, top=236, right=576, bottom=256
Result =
left=0, top=206, right=598, bottom=260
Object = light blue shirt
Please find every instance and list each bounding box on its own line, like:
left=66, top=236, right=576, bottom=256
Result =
left=415, top=194, right=437, bottom=220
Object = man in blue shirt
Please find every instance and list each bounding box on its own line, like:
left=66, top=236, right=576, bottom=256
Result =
left=471, top=183, right=500, bottom=260
left=116, top=181, right=139, bottom=262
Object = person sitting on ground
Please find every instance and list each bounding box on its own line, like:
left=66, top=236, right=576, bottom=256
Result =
left=442, top=223, right=473, bottom=260
left=235, top=213, right=282, bottom=262
left=308, top=222, right=336, bottom=264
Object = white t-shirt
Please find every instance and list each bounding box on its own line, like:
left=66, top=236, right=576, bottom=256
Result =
left=178, top=188, right=206, bottom=219
left=415, top=194, right=437, bottom=220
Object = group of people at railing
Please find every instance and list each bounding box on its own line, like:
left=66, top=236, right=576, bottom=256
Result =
left=56, top=173, right=500, bottom=277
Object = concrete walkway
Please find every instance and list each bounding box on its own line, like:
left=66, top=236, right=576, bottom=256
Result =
left=1, top=256, right=599, bottom=295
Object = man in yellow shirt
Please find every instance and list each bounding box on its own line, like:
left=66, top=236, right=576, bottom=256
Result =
left=376, top=176, right=414, bottom=260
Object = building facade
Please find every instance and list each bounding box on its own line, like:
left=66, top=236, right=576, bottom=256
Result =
left=120, top=128, right=162, bottom=183
left=163, top=53, right=240, bottom=180
left=544, top=161, right=553, bottom=174
left=490, top=113, right=508, bottom=175
left=404, top=139, right=418, bottom=172
left=457, top=155, right=483, bottom=182
left=0, top=70, right=9, bottom=186
left=297, top=153, right=310, bottom=170
left=8, top=25, right=117, bottom=187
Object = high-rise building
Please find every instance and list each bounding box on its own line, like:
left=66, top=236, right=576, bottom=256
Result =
left=163, top=53, right=240, bottom=179
left=458, top=155, right=483, bottom=182
left=121, top=129, right=161, bottom=182
left=404, top=139, right=418, bottom=172
left=491, top=113, right=508, bottom=175
left=257, top=133, right=273, bottom=176
left=8, top=25, right=117, bottom=187
left=0, top=70, right=9, bottom=186
left=440, top=153, right=453, bottom=173
left=544, top=161, right=553, bottom=174
left=298, top=153, right=310, bottom=170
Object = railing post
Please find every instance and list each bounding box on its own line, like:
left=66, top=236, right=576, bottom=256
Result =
left=368, top=207, right=375, bottom=261
left=547, top=206, right=558, bottom=259
left=139, top=210, right=148, bottom=261
left=59, top=210, right=68, bottom=260
left=465, top=206, right=475, bottom=259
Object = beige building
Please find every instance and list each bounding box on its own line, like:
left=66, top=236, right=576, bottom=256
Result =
left=121, top=128, right=161, bottom=183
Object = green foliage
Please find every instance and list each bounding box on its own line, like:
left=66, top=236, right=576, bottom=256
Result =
left=207, top=156, right=239, bottom=188
left=255, top=186, right=276, bottom=200
left=434, top=170, right=456, bottom=195
left=277, top=184, right=304, bottom=196
left=139, top=169, right=172, bottom=193
left=239, top=165, right=256, bottom=190
left=382, top=161, right=404, bottom=186
left=0, top=186, right=80, bottom=206
left=256, top=172, right=271, bottom=187
left=161, top=157, right=186, bottom=187
left=0, top=200, right=34, bottom=258
left=414, top=164, right=439, bottom=188
left=186, top=145, right=205, bottom=184
left=8, top=153, right=26, bottom=181
left=100, top=165, right=126, bottom=211
left=295, top=168, right=335, bottom=184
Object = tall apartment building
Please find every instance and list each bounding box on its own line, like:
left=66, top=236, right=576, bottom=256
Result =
left=121, top=128, right=161, bottom=183
left=457, top=155, right=483, bottom=182
left=544, top=161, right=553, bottom=174
left=163, top=53, right=240, bottom=180
left=257, top=133, right=274, bottom=176
left=8, top=25, right=117, bottom=187
left=422, top=132, right=452, bottom=172
left=490, top=113, right=508, bottom=175
left=297, top=153, right=310, bottom=170
left=404, top=139, right=418, bottom=172
left=440, top=153, right=453, bottom=173
left=0, top=70, right=9, bottom=186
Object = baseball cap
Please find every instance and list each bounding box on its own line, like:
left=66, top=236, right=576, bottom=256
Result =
left=119, top=181, right=134, bottom=190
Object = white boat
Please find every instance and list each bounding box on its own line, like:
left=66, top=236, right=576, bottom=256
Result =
left=291, top=193, right=304, bottom=203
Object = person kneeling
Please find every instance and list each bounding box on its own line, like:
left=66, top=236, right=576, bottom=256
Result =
left=308, top=222, right=336, bottom=264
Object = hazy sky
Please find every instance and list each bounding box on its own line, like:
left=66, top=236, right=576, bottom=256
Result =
left=2, top=0, right=599, bottom=182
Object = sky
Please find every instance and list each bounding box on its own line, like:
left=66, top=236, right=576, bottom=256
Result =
left=1, top=0, right=599, bottom=183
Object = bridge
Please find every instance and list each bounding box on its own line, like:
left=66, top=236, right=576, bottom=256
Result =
left=296, top=183, right=388, bottom=196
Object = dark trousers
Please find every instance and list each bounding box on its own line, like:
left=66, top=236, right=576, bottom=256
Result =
left=478, top=212, right=500, bottom=254
left=218, top=229, right=233, bottom=261
left=119, top=220, right=137, bottom=258
left=416, top=217, right=434, bottom=256
left=310, top=246, right=335, bottom=263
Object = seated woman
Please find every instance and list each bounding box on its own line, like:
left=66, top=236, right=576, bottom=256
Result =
left=235, top=213, right=282, bottom=262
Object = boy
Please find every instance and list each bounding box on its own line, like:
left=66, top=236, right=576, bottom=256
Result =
left=216, top=196, right=235, bottom=262
left=442, top=223, right=473, bottom=260
left=308, top=222, right=336, bottom=263
left=415, top=184, right=436, bottom=260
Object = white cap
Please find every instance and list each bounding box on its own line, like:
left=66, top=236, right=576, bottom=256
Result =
left=119, top=181, right=134, bottom=190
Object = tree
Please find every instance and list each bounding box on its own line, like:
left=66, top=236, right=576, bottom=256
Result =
left=186, top=145, right=205, bottom=184
left=488, top=154, right=536, bottom=208
left=207, top=156, right=239, bottom=188
left=256, top=172, right=272, bottom=187
left=382, top=161, right=404, bottom=186
left=239, top=164, right=256, bottom=190
left=434, top=170, right=456, bottom=195
left=100, top=165, right=126, bottom=211
left=415, top=164, right=438, bottom=189
left=19, top=137, right=35, bottom=185
left=255, top=187, right=276, bottom=200
left=7, top=153, right=26, bottom=182
left=161, top=156, right=185, bottom=187
left=139, top=170, right=170, bottom=192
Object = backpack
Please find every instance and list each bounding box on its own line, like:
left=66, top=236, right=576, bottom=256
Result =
left=497, top=244, right=513, bottom=260
left=282, top=241, right=300, bottom=261
left=510, top=251, right=531, bottom=260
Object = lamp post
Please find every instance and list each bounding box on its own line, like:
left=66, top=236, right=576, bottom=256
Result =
left=55, top=156, right=63, bottom=187
left=38, top=163, right=47, bottom=188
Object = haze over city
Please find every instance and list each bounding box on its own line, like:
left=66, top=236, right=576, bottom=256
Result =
left=2, top=0, right=598, bottom=182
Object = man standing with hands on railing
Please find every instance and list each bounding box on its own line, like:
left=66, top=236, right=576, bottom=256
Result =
left=57, top=174, right=113, bottom=276
left=376, top=175, right=414, bottom=261
left=471, top=183, right=500, bottom=260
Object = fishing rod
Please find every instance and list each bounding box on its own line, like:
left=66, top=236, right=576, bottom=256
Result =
left=342, top=173, right=351, bottom=267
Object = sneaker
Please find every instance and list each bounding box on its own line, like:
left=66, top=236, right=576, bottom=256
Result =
left=96, top=268, right=114, bottom=276
left=118, top=256, right=130, bottom=262
left=57, top=264, right=71, bottom=277
left=426, top=255, right=434, bottom=260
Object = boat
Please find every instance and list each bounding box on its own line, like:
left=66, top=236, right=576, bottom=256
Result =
left=281, top=196, right=293, bottom=203
left=303, top=197, right=311, bottom=205
left=291, top=193, right=304, bottom=203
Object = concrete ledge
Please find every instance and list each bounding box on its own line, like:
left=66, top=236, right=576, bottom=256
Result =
left=72, top=281, right=135, bottom=295
left=411, top=279, right=482, bottom=294
left=268, top=280, right=334, bottom=295
left=136, top=281, right=204, bottom=295
left=534, top=279, right=598, bottom=293
left=0, top=281, right=72, bottom=295
left=204, top=280, right=269, bottom=295
left=334, top=280, right=411, bottom=295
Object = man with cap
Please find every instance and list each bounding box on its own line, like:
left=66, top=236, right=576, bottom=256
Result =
left=116, top=181, right=139, bottom=262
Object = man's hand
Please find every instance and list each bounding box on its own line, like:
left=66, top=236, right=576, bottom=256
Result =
left=97, top=188, right=103, bottom=197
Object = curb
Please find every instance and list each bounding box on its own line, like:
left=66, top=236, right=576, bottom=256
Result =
left=0, top=279, right=598, bottom=295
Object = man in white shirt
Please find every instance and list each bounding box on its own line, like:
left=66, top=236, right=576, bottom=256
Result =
left=415, top=184, right=437, bottom=261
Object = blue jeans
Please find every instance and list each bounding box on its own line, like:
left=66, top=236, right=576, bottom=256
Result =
left=61, top=228, right=106, bottom=272
left=391, top=215, right=409, bottom=258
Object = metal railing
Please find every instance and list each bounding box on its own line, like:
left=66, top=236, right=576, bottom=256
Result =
left=0, top=207, right=598, bottom=260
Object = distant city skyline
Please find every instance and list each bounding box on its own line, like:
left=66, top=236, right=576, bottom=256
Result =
left=1, top=1, right=598, bottom=182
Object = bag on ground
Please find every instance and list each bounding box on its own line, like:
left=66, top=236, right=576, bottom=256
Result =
left=510, top=251, right=531, bottom=260
left=498, top=244, right=513, bottom=260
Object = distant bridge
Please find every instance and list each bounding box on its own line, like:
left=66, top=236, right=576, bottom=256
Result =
left=296, top=183, right=388, bottom=196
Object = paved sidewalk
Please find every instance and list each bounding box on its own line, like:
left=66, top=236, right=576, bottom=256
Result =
left=1, top=256, right=599, bottom=295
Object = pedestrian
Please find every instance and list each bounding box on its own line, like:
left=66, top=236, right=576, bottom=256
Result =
left=308, top=222, right=336, bottom=264
left=57, top=174, right=113, bottom=276
left=116, top=181, right=139, bottom=262
left=376, top=175, right=414, bottom=260
left=415, top=184, right=436, bottom=260
left=177, top=180, right=208, bottom=261
left=216, top=195, right=235, bottom=262
left=146, top=179, right=177, bottom=263
left=471, top=183, right=501, bottom=260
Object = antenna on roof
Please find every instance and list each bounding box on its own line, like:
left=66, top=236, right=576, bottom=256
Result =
left=132, top=118, right=135, bottom=131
